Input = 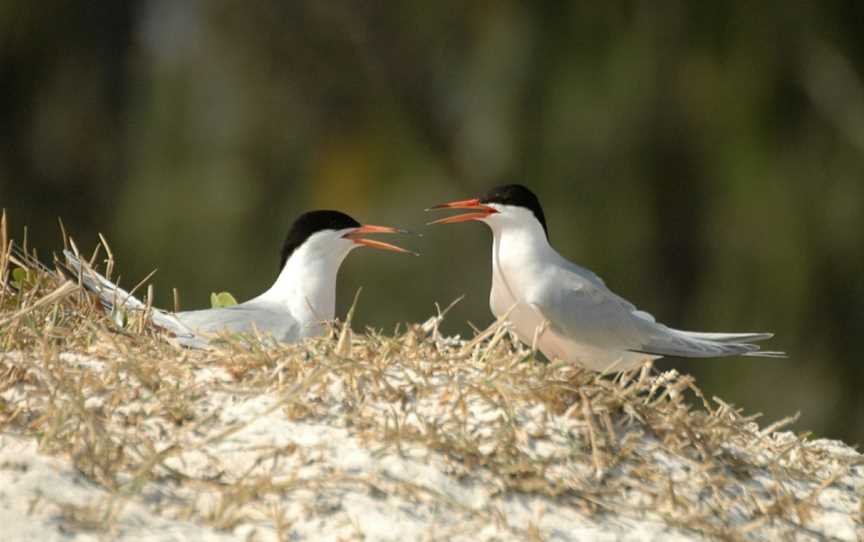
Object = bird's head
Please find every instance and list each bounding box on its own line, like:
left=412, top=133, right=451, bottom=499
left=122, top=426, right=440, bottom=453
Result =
left=427, top=184, right=549, bottom=239
left=280, top=210, right=416, bottom=270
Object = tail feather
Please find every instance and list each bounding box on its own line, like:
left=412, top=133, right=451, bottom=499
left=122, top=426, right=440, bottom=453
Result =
left=676, top=330, right=774, bottom=344
left=62, top=250, right=202, bottom=345
left=743, top=350, right=787, bottom=358
left=632, top=328, right=786, bottom=359
left=62, top=249, right=145, bottom=312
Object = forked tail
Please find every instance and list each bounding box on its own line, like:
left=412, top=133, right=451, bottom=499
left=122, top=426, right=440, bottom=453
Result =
left=62, top=249, right=146, bottom=312
left=631, top=328, right=786, bottom=359
left=61, top=250, right=205, bottom=347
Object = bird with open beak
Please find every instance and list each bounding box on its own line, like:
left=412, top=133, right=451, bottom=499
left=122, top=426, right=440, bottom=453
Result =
left=429, top=184, right=783, bottom=371
left=65, top=210, right=416, bottom=348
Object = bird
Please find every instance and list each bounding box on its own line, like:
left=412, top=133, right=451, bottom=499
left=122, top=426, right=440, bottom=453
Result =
left=428, top=184, right=783, bottom=371
left=63, top=210, right=416, bottom=348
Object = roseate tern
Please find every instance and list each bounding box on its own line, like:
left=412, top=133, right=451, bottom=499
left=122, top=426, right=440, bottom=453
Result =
left=429, top=184, right=783, bottom=371
left=64, top=210, right=416, bottom=348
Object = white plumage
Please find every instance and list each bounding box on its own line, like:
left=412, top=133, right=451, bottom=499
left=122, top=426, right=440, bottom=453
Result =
left=431, top=185, right=783, bottom=371
left=64, top=211, right=413, bottom=348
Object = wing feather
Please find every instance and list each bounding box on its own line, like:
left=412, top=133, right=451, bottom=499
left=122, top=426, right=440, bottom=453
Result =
left=529, top=268, right=647, bottom=352
left=530, top=258, right=784, bottom=359
left=176, top=302, right=301, bottom=342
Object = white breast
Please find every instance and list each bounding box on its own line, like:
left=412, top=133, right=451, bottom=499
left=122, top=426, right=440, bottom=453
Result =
left=489, top=226, right=653, bottom=371
left=489, top=253, right=550, bottom=349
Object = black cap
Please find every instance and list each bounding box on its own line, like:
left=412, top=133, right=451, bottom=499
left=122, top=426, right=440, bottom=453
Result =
left=280, top=210, right=361, bottom=269
left=480, top=184, right=548, bottom=239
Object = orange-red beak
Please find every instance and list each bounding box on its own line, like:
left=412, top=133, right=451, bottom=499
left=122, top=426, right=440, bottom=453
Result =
left=343, top=225, right=418, bottom=255
left=426, top=198, right=498, bottom=225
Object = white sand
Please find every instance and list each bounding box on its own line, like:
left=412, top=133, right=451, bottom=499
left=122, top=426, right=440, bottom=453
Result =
left=1, top=340, right=862, bottom=541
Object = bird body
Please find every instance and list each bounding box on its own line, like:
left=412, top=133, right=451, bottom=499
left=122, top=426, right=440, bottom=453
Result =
left=65, top=211, right=413, bottom=348
left=487, top=214, right=648, bottom=370
left=431, top=184, right=782, bottom=371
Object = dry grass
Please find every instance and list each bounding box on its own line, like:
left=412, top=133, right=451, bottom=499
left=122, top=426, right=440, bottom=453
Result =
left=1, top=214, right=862, bottom=541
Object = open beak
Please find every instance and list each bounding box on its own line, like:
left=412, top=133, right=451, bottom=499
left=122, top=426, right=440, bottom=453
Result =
left=426, top=198, right=498, bottom=225
left=343, top=225, right=419, bottom=255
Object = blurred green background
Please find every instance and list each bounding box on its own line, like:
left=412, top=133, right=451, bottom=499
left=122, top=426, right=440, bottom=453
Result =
left=2, top=2, right=863, bottom=445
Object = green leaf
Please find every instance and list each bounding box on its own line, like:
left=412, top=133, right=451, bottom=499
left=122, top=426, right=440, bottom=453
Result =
left=210, top=291, right=238, bottom=308
left=11, top=267, right=29, bottom=289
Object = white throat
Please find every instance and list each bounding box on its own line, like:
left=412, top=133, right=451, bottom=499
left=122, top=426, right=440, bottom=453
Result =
left=488, top=211, right=552, bottom=272
left=485, top=208, right=554, bottom=311
left=257, top=237, right=353, bottom=325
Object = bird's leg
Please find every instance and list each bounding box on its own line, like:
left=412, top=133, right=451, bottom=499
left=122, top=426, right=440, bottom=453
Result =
left=528, top=303, right=551, bottom=355
left=459, top=303, right=521, bottom=356
left=531, top=319, right=549, bottom=353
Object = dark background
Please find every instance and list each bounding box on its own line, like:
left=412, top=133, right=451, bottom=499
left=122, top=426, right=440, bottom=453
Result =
left=2, top=2, right=863, bottom=445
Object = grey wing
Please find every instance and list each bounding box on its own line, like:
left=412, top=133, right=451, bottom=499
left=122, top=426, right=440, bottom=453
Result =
left=530, top=269, right=647, bottom=352
left=176, top=302, right=302, bottom=343
left=63, top=249, right=145, bottom=311
left=533, top=265, right=773, bottom=358
left=63, top=249, right=202, bottom=341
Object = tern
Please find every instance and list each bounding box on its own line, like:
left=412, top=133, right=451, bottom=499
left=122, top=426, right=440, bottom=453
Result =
left=429, top=184, right=783, bottom=371
left=64, top=210, right=415, bottom=348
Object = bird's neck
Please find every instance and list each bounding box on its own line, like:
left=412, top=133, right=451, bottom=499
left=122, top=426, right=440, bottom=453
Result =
left=490, top=222, right=554, bottom=294
left=259, top=244, right=348, bottom=324
left=491, top=222, right=553, bottom=266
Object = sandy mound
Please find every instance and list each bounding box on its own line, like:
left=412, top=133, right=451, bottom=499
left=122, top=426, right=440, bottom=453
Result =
left=1, top=232, right=862, bottom=541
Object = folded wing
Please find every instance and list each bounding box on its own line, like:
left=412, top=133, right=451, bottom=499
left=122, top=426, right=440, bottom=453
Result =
left=531, top=264, right=784, bottom=359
